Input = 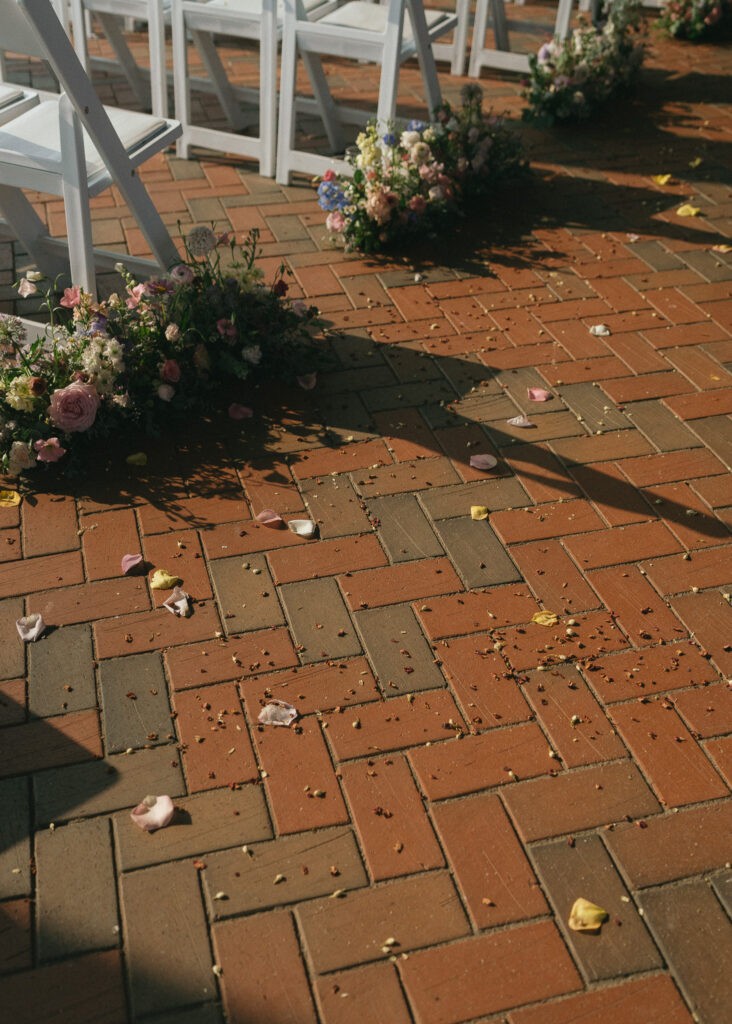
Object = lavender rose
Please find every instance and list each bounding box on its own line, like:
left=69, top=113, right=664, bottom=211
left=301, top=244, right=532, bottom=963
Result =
left=47, top=382, right=100, bottom=433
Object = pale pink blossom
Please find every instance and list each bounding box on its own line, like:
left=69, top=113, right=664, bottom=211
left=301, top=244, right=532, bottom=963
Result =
left=160, top=359, right=181, bottom=383
left=157, top=384, right=175, bottom=402
left=326, top=210, right=345, bottom=233
left=18, top=278, right=37, bottom=298
left=256, top=508, right=285, bottom=529
left=126, top=283, right=147, bottom=309
left=130, top=794, right=175, bottom=832
left=48, top=382, right=100, bottom=432
left=59, top=285, right=82, bottom=308
left=165, top=323, right=180, bottom=342
left=33, top=437, right=66, bottom=463
left=170, top=264, right=194, bottom=285
left=291, top=300, right=307, bottom=317
left=409, top=195, right=426, bottom=214
left=228, top=403, right=253, bottom=420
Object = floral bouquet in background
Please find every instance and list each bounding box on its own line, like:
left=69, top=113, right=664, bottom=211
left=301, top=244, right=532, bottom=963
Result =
left=316, top=84, right=526, bottom=253
left=522, top=0, right=645, bottom=127
left=657, top=0, right=731, bottom=40
left=0, top=227, right=321, bottom=477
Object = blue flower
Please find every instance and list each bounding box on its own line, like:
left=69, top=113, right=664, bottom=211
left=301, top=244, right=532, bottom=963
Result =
left=407, top=120, right=425, bottom=132
left=382, top=132, right=397, bottom=146
left=317, top=180, right=346, bottom=212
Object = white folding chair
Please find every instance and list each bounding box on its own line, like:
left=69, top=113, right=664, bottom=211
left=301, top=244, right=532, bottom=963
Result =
left=0, top=83, right=40, bottom=124
left=0, top=0, right=181, bottom=297
left=468, top=0, right=575, bottom=76
left=276, top=0, right=457, bottom=185
left=432, top=0, right=471, bottom=75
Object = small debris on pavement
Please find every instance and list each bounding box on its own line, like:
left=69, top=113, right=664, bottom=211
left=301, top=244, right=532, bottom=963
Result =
left=150, top=569, right=180, bottom=590
left=163, top=586, right=192, bottom=617
left=258, top=700, right=298, bottom=727
left=130, top=794, right=175, bottom=831
left=569, top=897, right=609, bottom=933
left=16, top=613, right=45, bottom=642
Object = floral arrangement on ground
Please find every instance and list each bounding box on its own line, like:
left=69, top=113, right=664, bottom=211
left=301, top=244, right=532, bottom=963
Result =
left=657, top=0, right=731, bottom=40
left=0, top=227, right=322, bottom=478
left=316, top=84, right=527, bottom=254
left=522, top=0, right=645, bottom=127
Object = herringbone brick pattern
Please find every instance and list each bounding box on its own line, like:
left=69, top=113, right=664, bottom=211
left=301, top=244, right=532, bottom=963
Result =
left=1, top=7, right=731, bottom=1023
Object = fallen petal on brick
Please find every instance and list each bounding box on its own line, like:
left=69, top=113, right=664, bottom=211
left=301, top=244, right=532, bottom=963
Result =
left=163, top=586, right=192, bottom=617
left=126, top=452, right=147, bottom=466
left=651, top=173, right=671, bottom=185
left=527, top=387, right=552, bottom=402
left=121, top=553, right=144, bottom=576
left=507, top=415, right=536, bottom=428
left=677, top=204, right=700, bottom=217
left=297, top=372, right=317, bottom=390
left=471, top=505, right=489, bottom=521
left=150, top=569, right=181, bottom=590
left=0, top=489, right=21, bottom=507
left=228, top=403, right=253, bottom=420
left=288, top=518, right=317, bottom=538
left=257, top=508, right=285, bottom=530
left=258, top=700, right=298, bottom=727
left=532, top=610, right=559, bottom=627
left=568, top=897, right=609, bottom=933
left=469, top=453, right=498, bottom=471
left=130, top=794, right=175, bottom=832
left=16, top=613, right=45, bottom=642
left=589, top=324, right=611, bottom=337
left=712, top=244, right=732, bottom=254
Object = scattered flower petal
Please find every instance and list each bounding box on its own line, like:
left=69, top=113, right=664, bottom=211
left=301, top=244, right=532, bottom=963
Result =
left=626, top=233, right=640, bottom=242
left=711, top=244, right=732, bottom=254
left=471, top=505, right=489, bottom=521
left=16, top=613, right=45, bottom=642
left=228, top=403, right=253, bottom=420
left=589, top=324, right=611, bottom=336
left=507, top=415, right=535, bottom=428
left=677, top=204, right=701, bottom=217
left=130, top=794, right=175, bottom=832
left=126, top=452, right=147, bottom=467
left=0, top=490, right=21, bottom=507
left=163, top=586, right=191, bottom=617
left=288, top=519, right=317, bottom=538
left=527, top=387, right=552, bottom=402
left=150, top=569, right=181, bottom=591
left=569, top=897, right=609, bottom=933
left=256, top=509, right=285, bottom=530
left=258, top=700, right=298, bottom=727
left=297, top=373, right=317, bottom=390
left=469, top=453, right=498, bottom=471
left=651, top=173, right=671, bottom=185
left=688, top=156, right=702, bottom=169
left=532, top=610, right=559, bottom=627
left=121, top=554, right=144, bottom=576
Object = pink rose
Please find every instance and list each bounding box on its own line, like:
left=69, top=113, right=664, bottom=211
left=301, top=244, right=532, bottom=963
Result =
left=48, top=383, right=100, bottom=432
left=409, top=195, right=426, bottom=214
left=33, top=437, right=66, bottom=463
left=161, top=359, right=181, bottom=383
left=59, top=285, right=82, bottom=308
left=326, top=210, right=345, bottom=233
left=322, top=169, right=336, bottom=182
left=228, top=403, right=253, bottom=420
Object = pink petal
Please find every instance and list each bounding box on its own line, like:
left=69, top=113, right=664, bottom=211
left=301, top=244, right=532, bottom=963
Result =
left=469, top=453, right=498, bottom=471
left=228, top=403, right=253, bottom=420
left=527, top=387, right=552, bottom=402
left=130, top=794, right=175, bottom=831
left=287, top=519, right=317, bottom=538
left=258, top=700, right=298, bottom=727
left=16, top=613, right=45, bottom=642
left=163, top=586, right=191, bottom=617
left=121, top=553, right=144, bottom=576
left=507, top=415, right=536, bottom=428
left=297, top=373, right=317, bottom=390
left=256, top=508, right=285, bottom=529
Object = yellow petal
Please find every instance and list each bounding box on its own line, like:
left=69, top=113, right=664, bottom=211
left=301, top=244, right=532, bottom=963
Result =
left=677, top=204, right=701, bottom=217
left=532, top=610, right=559, bottom=627
left=471, top=505, right=489, bottom=521
left=651, top=173, right=671, bottom=185
left=688, top=156, right=702, bottom=169
left=712, top=244, right=732, bottom=254
left=0, top=490, right=21, bottom=507
left=569, top=897, right=609, bottom=933
left=126, top=452, right=148, bottom=466
left=150, top=569, right=181, bottom=591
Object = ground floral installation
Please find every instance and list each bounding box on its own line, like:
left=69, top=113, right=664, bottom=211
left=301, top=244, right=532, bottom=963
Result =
left=316, top=84, right=527, bottom=254
left=522, top=0, right=645, bottom=127
left=0, top=227, right=321, bottom=478
left=657, top=0, right=731, bottom=39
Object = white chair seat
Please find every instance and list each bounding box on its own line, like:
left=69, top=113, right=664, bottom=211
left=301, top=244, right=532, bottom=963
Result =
left=0, top=84, right=25, bottom=109
left=205, top=0, right=323, bottom=14
left=0, top=101, right=169, bottom=177
left=319, top=0, right=449, bottom=40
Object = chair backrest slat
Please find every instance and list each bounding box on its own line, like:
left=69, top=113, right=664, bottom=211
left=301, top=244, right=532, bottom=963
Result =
left=0, top=0, right=46, bottom=58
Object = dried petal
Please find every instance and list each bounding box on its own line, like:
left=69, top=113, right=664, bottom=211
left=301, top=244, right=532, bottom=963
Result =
left=470, top=505, right=489, bottom=521
left=150, top=569, right=181, bottom=591
left=288, top=519, right=317, bottom=538
left=589, top=324, right=610, bottom=337
left=677, top=204, right=700, bottom=217
left=16, top=613, right=45, bottom=642
left=711, top=244, right=732, bottom=254
left=527, top=387, right=552, bottom=402
left=0, top=490, right=21, bottom=507
left=126, top=452, right=147, bottom=466
left=507, top=415, right=535, bottom=428
left=258, top=700, right=298, bottom=727
left=163, top=586, right=192, bottom=617
left=228, top=403, right=253, bottom=420
left=469, top=453, right=498, bottom=471
left=568, top=897, right=609, bottom=933
left=297, top=373, right=317, bottom=390
left=651, top=173, right=671, bottom=185
left=130, top=794, right=175, bottom=832
left=256, top=508, right=285, bottom=530
left=532, top=610, right=559, bottom=627
left=121, top=553, right=144, bottom=576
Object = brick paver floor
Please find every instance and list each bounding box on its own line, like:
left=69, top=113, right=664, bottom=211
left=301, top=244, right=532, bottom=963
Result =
left=1, top=7, right=731, bottom=1023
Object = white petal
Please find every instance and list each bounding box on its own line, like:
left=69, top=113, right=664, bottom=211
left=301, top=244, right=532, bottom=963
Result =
left=130, top=794, right=175, bottom=831
left=287, top=519, right=317, bottom=538
left=16, top=613, right=45, bottom=642
left=589, top=324, right=611, bottom=336
left=163, top=586, right=191, bottom=617
left=258, top=700, right=298, bottom=727
left=469, top=453, right=498, bottom=471
left=507, top=415, right=536, bottom=428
